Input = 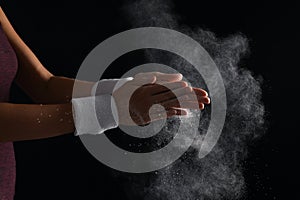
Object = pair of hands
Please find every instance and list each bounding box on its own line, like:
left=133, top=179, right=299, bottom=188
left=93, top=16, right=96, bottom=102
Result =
left=112, top=72, right=210, bottom=126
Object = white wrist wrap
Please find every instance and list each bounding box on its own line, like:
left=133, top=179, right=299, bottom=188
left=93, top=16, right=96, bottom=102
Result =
left=72, top=78, right=132, bottom=136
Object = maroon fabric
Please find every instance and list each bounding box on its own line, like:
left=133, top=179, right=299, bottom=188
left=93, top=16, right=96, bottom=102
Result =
left=0, top=24, right=18, bottom=199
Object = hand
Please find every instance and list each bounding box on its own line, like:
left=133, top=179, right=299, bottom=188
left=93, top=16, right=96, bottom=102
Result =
left=112, top=72, right=210, bottom=126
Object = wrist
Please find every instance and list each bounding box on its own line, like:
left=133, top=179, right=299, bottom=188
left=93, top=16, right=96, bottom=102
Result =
left=71, top=94, right=118, bottom=136
left=91, top=77, right=133, bottom=96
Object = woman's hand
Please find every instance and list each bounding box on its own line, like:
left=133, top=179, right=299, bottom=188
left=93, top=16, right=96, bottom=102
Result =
left=112, top=72, right=210, bottom=126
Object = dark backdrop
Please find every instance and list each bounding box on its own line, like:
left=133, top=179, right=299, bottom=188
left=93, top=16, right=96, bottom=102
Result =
left=1, top=1, right=299, bottom=199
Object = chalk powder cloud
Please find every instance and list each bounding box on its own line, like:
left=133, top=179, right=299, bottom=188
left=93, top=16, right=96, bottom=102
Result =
left=111, top=0, right=266, bottom=199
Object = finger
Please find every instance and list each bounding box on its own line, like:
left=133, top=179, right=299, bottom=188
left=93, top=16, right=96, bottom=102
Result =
left=150, top=109, right=188, bottom=121
left=153, top=72, right=183, bottom=83
left=173, top=94, right=210, bottom=103
left=132, top=73, right=156, bottom=85
left=193, top=87, right=208, bottom=97
left=175, top=95, right=210, bottom=104
left=146, top=81, right=188, bottom=95
left=152, top=86, right=193, bottom=103
left=200, top=96, right=210, bottom=104
left=161, top=99, right=205, bottom=110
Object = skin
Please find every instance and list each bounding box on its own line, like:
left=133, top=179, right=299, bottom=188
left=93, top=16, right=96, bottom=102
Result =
left=0, top=7, right=210, bottom=142
left=114, top=73, right=210, bottom=126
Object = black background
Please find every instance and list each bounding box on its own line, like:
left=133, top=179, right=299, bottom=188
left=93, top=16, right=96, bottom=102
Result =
left=1, top=1, right=299, bottom=199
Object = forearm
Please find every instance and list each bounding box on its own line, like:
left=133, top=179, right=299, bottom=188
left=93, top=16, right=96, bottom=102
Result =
left=0, top=102, right=74, bottom=142
left=43, top=76, right=94, bottom=103
left=0, top=77, right=128, bottom=141
left=39, top=76, right=127, bottom=104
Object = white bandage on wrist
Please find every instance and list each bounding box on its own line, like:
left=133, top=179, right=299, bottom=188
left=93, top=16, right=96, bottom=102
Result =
left=72, top=78, right=132, bottom=136
left=72, top=95, right=118, bottom=136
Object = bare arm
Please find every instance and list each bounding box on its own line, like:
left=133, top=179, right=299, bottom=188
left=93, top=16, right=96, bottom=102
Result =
left=0, top=7, right=210, bottom=141
left=0, top=7, right=89, bottom=141
left=0, top=7, right=93, bottom=104
left=0, top=103, right=74, bottom=142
